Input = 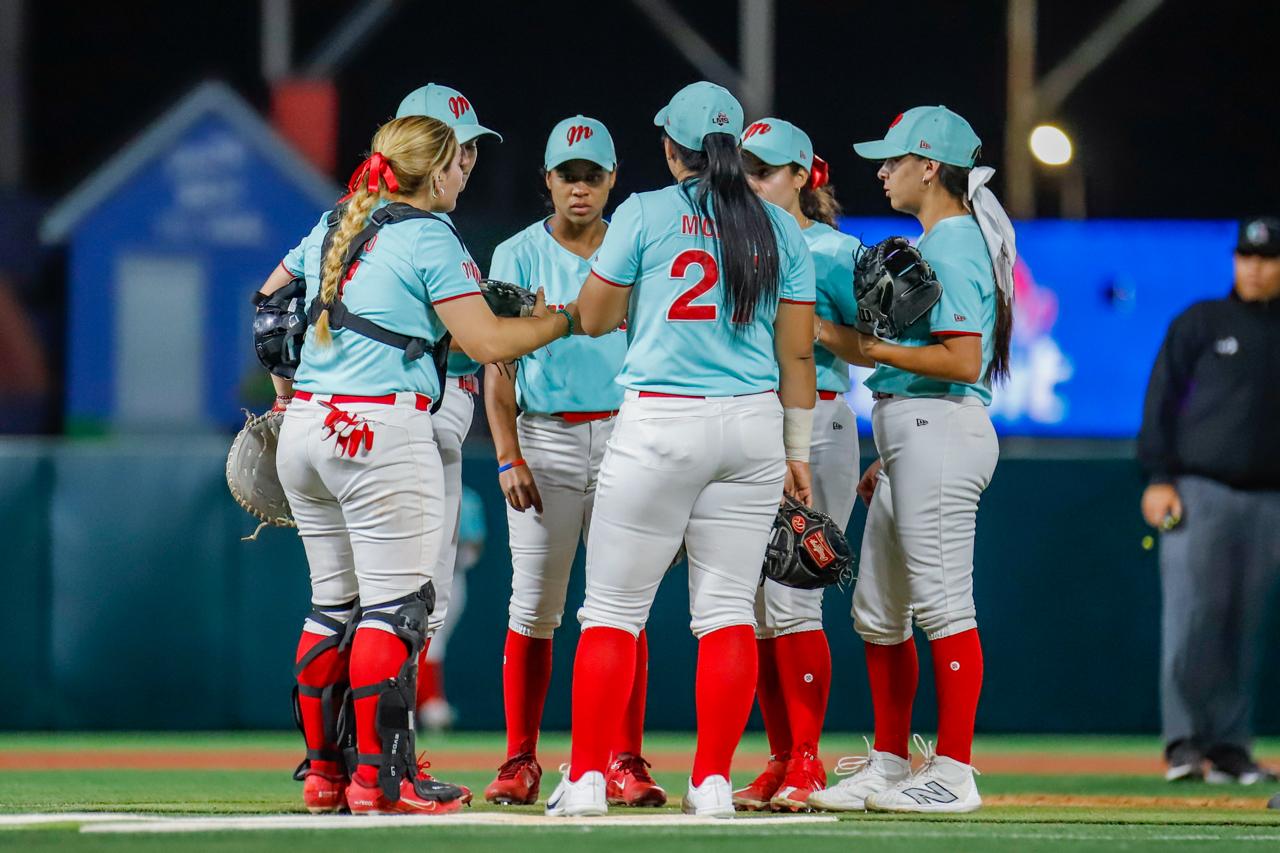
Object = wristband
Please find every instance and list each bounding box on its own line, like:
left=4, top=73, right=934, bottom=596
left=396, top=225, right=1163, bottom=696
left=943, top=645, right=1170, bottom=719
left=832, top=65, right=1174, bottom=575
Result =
left=497, top=458, right=526, bottom=474
left=782, top=406, right=814, bottom=462
left=555, top=308, right=574, bottom=338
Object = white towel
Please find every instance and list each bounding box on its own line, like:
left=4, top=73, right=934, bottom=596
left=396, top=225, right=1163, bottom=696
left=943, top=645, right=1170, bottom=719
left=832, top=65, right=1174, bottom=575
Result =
left=967, top=166, right=1016, bottom=303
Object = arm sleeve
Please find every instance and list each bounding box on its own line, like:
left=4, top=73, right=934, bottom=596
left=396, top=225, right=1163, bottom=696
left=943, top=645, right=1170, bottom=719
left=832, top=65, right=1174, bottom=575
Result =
left=591, top=195, right=644, bottom=287
left=778, top=215, right=816, bottom=304
left=415, top=222, right=483, bottom=305
left=1137, top=308, right=1202, bottom=483
left=927, top=258, right=984, bottom=336
left=488, top=238, right=527, bottom=286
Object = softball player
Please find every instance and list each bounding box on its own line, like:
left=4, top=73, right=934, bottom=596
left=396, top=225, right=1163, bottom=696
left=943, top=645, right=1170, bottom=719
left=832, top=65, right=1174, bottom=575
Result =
left=480, top=117, right=663, bottom=807
left=543, top=82, right=817, bottom=819
left=393, top=84, right=503, bottom=716
left=257, top=115, right=574, bottom=815
left=808, top=106, right=1015, bottom=814
left=735, top=118, right=861, bottom=811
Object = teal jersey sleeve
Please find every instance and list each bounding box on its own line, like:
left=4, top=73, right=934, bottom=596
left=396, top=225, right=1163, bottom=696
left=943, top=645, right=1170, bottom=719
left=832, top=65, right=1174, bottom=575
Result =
left=282, top=212, right=328, bottom=278
left=862, top=215, right=997, bottom=404
left=415, top=222, right=483, bottom=305
left=591, top=194, right=644, bottom=286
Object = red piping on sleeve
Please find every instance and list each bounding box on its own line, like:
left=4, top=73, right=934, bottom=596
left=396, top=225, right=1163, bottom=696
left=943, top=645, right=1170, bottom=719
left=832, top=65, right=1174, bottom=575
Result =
left=779, top=298, right=816, bottom=305
left=591, top=269, right=634, bottom=288
left=432, top=291, right=482, bottom=306
left=933, top=330, right=982, bottom=337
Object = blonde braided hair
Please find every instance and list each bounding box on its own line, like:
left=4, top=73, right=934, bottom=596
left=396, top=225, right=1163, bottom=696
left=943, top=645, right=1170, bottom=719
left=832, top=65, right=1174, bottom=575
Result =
left=312, top=115, right=459, bottom=346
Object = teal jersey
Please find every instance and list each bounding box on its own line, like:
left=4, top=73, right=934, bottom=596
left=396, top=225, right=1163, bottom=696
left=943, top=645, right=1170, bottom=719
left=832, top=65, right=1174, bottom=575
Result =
left=281, top=204, right=482, bottom=398
left=864, top=214, right=996, bottom=404
left=437, top=212, right=483, bottom=379
left=803, top=222, right=861, bottom=393
left=591, top=184, right=815, bottom=397
left=490, top=218, right=626, bottom=413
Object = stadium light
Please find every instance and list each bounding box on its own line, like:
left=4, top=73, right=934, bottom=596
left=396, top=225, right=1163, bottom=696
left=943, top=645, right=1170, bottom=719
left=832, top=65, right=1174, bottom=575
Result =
left=1029, top=124, right=1073, bottom=167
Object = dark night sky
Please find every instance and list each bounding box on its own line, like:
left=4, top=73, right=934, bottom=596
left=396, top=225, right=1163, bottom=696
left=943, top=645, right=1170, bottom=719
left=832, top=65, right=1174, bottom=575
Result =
left=22, top=0, right=1280, bottom=247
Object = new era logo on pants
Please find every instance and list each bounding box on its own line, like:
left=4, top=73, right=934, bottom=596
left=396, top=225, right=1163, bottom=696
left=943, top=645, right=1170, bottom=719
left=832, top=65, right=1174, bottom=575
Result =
left=916, top=418, right=929, bottom=427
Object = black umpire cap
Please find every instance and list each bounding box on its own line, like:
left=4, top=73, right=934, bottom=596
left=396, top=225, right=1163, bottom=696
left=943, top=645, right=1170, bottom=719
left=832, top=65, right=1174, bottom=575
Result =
left=1236, top=217, right=1280, bottom=257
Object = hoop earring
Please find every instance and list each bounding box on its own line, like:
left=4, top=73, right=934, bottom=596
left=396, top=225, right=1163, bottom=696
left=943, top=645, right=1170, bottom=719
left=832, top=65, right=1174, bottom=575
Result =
left=432, top=185, right=442, bottom=198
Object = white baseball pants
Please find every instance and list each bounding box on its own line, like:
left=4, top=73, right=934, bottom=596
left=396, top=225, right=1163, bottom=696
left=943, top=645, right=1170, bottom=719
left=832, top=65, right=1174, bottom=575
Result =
left=578, top=391, right=786, bottom=638
left=852, top=395, right=998, bottom=644
left=754, top=394, right=859, bottom=638
left=276, top=392, right=445, bottom=629
left=428, top=379, right=476, bottom=636
left=507, top=413, right=614, bottom=639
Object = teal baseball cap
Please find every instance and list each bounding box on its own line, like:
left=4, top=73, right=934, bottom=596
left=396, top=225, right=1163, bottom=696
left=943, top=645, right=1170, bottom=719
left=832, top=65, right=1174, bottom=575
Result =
left=853, top=106, right=981, bottom=167
left=653, top=81, right=744, bottom=151
left=740, top=118, right=813, bottom=170
left=395, top=83, right=503, bottom=144
left=544, top=115, right=616, bottom=171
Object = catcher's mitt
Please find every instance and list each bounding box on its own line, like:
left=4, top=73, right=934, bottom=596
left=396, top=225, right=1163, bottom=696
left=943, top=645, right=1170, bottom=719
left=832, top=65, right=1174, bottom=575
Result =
left=227, top=409, right=295, bottom=540
left=852, top=236, right=942, bottom=339
left=762, top=496, right=853, bottom=590
left=479, top=279, right=536, bottom=318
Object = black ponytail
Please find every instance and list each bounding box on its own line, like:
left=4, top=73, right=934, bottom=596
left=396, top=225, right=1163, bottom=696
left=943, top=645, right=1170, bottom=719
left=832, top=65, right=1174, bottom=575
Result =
left=668, top=131, right=781, bottom=324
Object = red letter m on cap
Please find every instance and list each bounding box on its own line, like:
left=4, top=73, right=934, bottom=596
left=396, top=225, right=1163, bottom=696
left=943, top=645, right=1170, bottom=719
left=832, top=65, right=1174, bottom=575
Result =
left=566, top=125, right=594, bottom=146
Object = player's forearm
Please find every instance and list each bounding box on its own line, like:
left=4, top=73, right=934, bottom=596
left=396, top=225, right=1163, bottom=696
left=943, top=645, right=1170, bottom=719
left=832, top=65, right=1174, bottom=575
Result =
left=483, top=365, right=523, bottom=464
left=270, top=374, right=294, bottom=398
left=818, top=321, right=876, bottom=367
left=864, top=339, right=981, bottom=384
left=777, top=353, right=816, bottom=410
left=257, top=263, right=297, bottom=297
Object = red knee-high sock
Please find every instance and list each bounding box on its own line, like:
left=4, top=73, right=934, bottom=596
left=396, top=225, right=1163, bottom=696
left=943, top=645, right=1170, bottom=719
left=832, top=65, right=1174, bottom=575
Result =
left=692, top=625, right=758, bottom=786
left=415, top=651, right=442, bottom=708
left=774, top=630, right=832, bottom=757
left=295, top=631, right=350, bottom=777
left=864, top=637, right=918, bottom=760
left=613, top=629, right=649, bottom=757
left=569, top=627, right=636, bottom=781
left=502, top=630, right=554, bottom=758
left=349, top=627, right=412, bottom=786
left=755, top=637, right=792, bottom=758
left=930, top=629, right=983, bottom=765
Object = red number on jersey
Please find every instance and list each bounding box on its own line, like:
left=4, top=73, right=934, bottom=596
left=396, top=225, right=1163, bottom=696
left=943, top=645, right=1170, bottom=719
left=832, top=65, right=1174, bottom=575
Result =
left=666, top=249, right=719, bottom=322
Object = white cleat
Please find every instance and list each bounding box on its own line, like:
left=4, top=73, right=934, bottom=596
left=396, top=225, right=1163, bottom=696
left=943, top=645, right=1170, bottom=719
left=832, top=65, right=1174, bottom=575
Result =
left=681, top=775, right=735, bottom=818
left=865, top=735, right=982, bottom=814
left=545, top=765, right=608, bottom=817
left=807, top=737, right=912, bottom=812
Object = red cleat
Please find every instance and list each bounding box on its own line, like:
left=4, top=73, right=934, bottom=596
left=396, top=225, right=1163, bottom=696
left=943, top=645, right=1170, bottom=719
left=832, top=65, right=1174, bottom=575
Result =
left=484, top=752, right=543, bottom=805
left=302, top=769, right=347, bottom=814
left=770, top=751, right=827, bottom=811
left=346, top=771, right=469, bottom=815
left=606, top=753, right=667, bottom=807
left=733, top=755, right=788, bottom=811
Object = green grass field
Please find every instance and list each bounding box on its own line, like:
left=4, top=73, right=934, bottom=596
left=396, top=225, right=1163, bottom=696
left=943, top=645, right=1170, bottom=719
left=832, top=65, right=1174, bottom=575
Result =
left=2, top=732, right=1278, bottom=851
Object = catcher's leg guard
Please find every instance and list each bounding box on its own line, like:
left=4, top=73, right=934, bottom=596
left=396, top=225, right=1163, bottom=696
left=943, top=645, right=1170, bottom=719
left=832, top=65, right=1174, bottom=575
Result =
left=292, top=599, right=358, bottom=782
left=350, top=582, right=446, bottom=803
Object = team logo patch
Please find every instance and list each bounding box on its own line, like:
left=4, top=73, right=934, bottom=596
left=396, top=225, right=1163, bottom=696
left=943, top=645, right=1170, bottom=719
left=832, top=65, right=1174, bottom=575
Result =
left=1247, top=221, right=1271, bottom=244
left=1215, top=336, right=1239, bottom=355
left=743, top=121, right=771, bottom=139
left=803, top=530, right=836, bottom=568
left=448, top=95, right=472, bottom=119
left=713, top=111, right=730, bottom=126
left=566, top=124, right=594, bottom=146
left=790, top=515, right=807, bottom=534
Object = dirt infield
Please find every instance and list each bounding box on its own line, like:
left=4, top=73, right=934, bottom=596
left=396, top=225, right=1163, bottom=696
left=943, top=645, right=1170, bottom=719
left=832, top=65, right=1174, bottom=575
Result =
left=0, top=748, right=1175, bottom=775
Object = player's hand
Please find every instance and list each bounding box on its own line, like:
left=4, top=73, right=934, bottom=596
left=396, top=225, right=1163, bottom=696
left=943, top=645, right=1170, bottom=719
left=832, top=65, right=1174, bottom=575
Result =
left=500, top=464, right=543, bottom=513
left=530, top=286, right=552, bottom=320
left=1141, top=483, right=1183, bottom=530
left=857, top=458, right=883, bottom=506
left=562, top=300, right=583, bottom=334
left=784, top=460, right=812, bottom=507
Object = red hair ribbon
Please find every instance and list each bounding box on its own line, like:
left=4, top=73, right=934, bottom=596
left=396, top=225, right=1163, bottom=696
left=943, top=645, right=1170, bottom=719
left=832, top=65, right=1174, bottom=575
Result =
left=346, top=152, right=400, bottom=195
left=807, top=155, right=830, bottom=190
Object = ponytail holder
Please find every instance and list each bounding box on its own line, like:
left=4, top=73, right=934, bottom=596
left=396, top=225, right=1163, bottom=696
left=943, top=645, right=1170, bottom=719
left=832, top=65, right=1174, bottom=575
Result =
left=346, top=152, right=400, bottom=195
left=807, top=155, right=829, bottom=190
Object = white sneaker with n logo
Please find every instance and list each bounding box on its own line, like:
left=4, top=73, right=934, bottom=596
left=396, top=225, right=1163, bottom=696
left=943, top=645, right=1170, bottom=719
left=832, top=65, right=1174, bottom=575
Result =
left=807, top=737, right=911, bottom=811
left=865, top=737, right=981, bottom=814
left=545, top=765, right=607, bottom=817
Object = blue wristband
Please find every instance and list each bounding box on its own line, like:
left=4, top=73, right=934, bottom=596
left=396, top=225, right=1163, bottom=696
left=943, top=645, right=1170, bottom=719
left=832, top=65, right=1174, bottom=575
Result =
left=497, top=458, right=526, bottom=474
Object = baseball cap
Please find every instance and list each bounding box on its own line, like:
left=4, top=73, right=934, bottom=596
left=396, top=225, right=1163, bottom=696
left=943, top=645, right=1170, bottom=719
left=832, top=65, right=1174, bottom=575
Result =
left=1236, top=216, right=1280, bottom=257
left=544, top=115, right=617, bottom=172
left=653, top=82, right=744, bottom=151
left=853, top=106, right=981, bottom=168
left=740, top=117, right=813, bottom=171
left=395, top=83, right=503, bottom=144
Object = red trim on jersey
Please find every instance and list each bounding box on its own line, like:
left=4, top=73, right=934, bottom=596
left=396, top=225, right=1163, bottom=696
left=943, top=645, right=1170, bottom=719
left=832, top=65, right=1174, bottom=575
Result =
left=932, top=330, right=982, bottom=337
left=591, top=269, right=634, bottom=288
left=779, top=298, right=816, bottom=305
left=280, top=260, right=302, bottom=278
left=432, top=291, right=482, bottom=306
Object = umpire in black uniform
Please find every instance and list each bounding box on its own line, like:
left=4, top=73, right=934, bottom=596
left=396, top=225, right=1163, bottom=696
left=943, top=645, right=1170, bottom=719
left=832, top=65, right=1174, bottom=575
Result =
left=1138, top=216, right=1280, bottom=784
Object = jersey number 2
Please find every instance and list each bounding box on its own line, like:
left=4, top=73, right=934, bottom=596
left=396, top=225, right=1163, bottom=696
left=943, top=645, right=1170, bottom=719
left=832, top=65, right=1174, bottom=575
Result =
left=666, top=249, right=718, bottom=322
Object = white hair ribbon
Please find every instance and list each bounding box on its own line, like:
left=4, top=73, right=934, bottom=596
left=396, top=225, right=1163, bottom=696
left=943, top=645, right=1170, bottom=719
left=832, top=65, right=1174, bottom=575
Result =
left=967, top=166, right=1016, bottom=302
